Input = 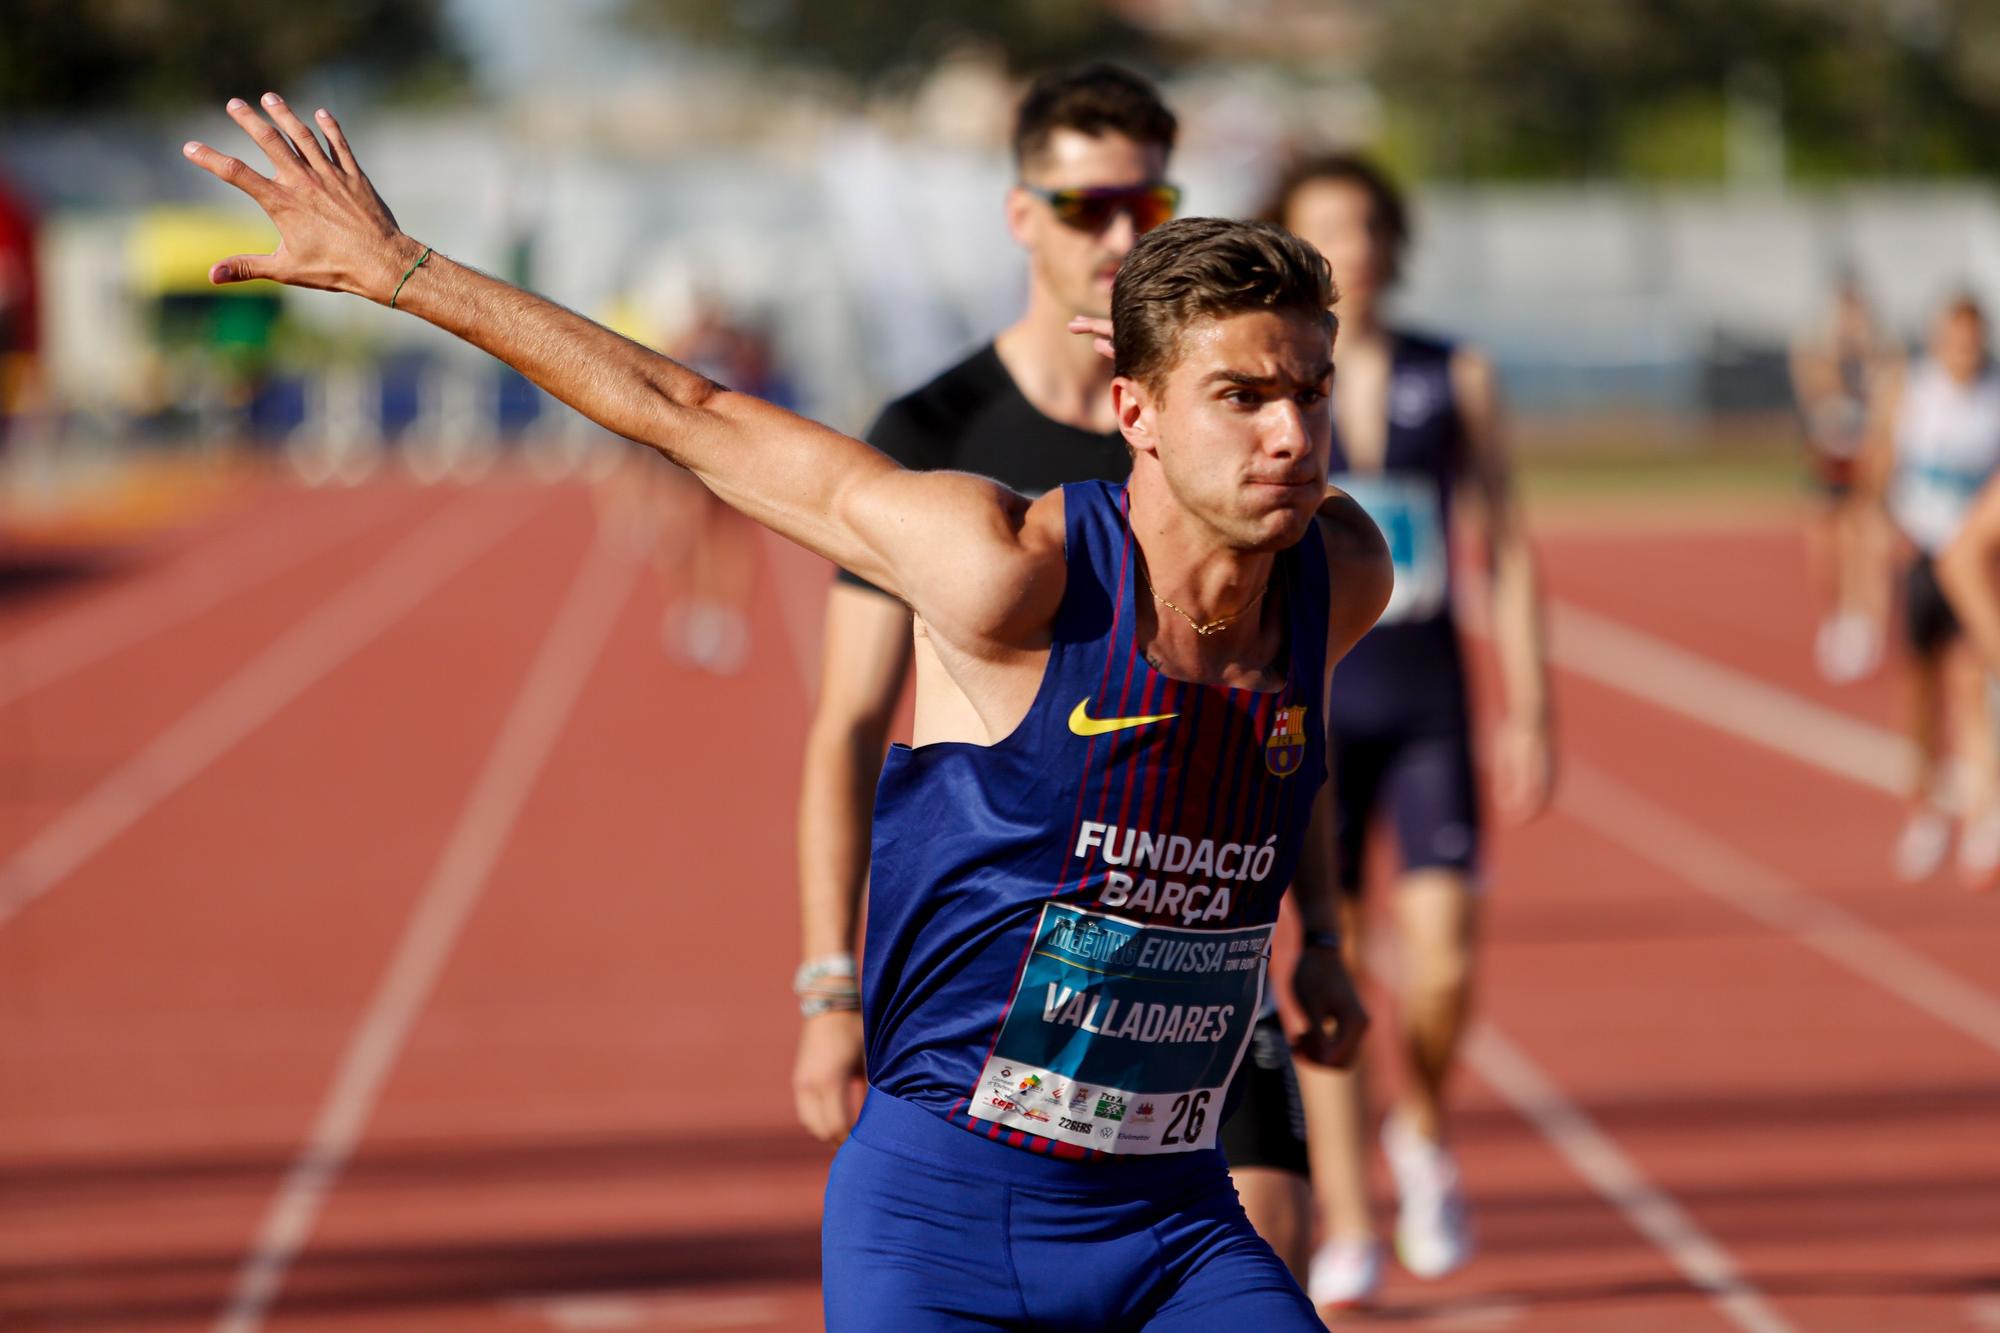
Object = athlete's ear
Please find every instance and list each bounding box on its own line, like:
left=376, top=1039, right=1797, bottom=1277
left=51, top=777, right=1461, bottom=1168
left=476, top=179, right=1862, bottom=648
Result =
left=1004, top=186, right=1036, bottom=249
left=1112, top=375, right=1158, bottom=458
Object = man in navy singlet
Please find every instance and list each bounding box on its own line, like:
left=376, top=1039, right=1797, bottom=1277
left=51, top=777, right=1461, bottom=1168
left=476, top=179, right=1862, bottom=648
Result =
left=1265, top=155, right=1556, bottom=1309
left=187, top=96, right=1389, bottom=1328
left=792, top=64, right=1321, bottom=1274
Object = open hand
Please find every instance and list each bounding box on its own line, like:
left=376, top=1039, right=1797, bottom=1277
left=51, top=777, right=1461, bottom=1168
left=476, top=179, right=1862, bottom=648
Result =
left=182, top=94, right=422, bottom=304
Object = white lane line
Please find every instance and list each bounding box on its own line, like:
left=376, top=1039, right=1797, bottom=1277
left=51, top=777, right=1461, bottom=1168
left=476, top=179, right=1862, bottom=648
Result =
left=1543, top=597, right=1905, bottom=796
left=1559, top=758, right=2000, bottom=1059
left=0, top=490, right=545, bottom=930
left=1361, top=935, right=1785, bottom=1331
left=213, top=532, right=639, bottom=1333
left=0, top=485, right=415, bottom=711
left=1465, top=1024, right=1794, bottom=1333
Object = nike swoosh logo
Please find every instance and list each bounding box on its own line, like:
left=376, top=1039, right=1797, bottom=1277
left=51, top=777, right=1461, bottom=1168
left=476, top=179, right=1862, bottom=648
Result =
left=1068, top=698, right=1180, bottom=737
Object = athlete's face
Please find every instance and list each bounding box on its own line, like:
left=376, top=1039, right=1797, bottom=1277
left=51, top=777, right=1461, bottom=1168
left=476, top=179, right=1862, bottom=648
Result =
left=1934, top=307, right=1988, bottom=383
left=1010, top=130, right=1171, bottom=320
left=1283, top=178, right=1392, bottom=317
left=1117, top=309, right=1334, bottom=551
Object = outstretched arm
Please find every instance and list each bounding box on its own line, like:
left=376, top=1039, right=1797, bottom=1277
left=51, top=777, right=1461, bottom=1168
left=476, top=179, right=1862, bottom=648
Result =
left=183, top=95, right=1049, bottom=645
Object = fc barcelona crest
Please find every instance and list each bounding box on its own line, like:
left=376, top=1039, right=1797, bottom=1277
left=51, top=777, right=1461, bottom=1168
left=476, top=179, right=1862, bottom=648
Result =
left=1264, top=704, right=1308, bottom=777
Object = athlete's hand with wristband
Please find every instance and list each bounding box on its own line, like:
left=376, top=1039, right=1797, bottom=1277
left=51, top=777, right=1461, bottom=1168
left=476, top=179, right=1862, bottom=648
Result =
left=791, top=953, right=866, bottom=1143
left=1292, top=928, right=1369, bottom=1068
left=182, top=94, right=428, bottom=304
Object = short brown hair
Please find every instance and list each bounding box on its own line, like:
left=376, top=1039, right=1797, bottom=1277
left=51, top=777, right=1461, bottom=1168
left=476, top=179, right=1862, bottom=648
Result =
left=1112, top=217, right=1337, bottom=392
left=1014, top=63, right=1177, bottom=173
left=1260, top=152, right=1411, bottom=285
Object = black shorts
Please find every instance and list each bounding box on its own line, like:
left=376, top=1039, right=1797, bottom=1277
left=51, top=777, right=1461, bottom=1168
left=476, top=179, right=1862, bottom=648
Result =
left=1904, top=553, right=1960, bottom=658
left=1333, top=725, right=1481, bottom=893
left=1218, top=1014, right=1309, bottom=1179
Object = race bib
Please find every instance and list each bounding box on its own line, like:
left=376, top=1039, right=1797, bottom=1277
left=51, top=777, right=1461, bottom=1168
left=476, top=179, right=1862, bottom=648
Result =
left=1335, top=473, right=1448, bottom=624
left=968, top=903, right=1269, bottom=1154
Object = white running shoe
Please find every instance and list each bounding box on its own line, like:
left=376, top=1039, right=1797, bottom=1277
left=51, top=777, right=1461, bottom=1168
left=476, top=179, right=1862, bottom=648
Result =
left=1815, top=612, right=1881, bottom=684
left=664, top=603, right=750, bottom=675
left=1893, top=809, right=1952, bottom=883
left=1384, top=1114, right=1473, bottom=1280
left=1958, top=809, right=2000, bottom=891
left=1307, top=1235, right=1382, bottom=1312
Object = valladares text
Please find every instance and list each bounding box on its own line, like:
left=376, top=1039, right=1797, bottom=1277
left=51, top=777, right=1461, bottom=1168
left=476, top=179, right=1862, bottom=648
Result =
left=1041, top=989, right=1237, bottom=1045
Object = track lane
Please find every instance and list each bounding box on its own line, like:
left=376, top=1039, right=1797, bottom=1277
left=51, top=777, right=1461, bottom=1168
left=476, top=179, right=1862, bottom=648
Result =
left=8, top=493, right=1996, bottom=1331
left=0, top=482, right=591, bottom=1330
left=1446, top=525, right=2000, bottom=1332
left=261, top=498, right=824, bottom=1330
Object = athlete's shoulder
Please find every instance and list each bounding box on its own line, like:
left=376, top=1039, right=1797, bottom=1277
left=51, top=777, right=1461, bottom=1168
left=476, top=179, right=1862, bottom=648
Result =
left=1316, top=488, right=1394, bottom=648
left=868, top=344, right=1011, bottom=458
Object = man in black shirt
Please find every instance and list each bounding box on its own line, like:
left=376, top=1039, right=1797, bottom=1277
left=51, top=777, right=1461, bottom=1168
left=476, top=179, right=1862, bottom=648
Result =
left=789, top=63, right=1316, bottom=1276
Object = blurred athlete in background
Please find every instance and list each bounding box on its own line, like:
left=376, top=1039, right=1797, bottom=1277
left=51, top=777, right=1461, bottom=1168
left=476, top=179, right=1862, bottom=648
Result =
left=1790, top=274, right=1896, bottom=683
left=1265, top=153, right=1554, bottom=1311
left=1869, top=293, right=2000, bottom=888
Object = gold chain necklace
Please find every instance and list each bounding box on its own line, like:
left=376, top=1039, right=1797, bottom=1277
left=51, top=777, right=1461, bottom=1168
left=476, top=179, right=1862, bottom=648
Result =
left=1141, top=566, right=1268, bottom=637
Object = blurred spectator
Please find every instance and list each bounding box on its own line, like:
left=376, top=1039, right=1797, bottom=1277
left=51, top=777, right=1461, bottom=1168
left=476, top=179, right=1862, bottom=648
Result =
left=1790, top=274, right=1896, bottom=683
left=594, top=294, right=784, bottom=674
left=1869, top=293, right=2000, bottom=887
left=0, top=171, right=40, bottom=451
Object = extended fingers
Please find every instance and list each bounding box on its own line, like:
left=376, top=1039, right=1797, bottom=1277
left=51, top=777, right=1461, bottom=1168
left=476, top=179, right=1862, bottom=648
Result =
left=314, top=106, right=360, bottom=175
left=260, top=92, right=334, bottom=171
left=226, top=97, right=305, bottom=179
left=182, top=140, right=274, bottom=203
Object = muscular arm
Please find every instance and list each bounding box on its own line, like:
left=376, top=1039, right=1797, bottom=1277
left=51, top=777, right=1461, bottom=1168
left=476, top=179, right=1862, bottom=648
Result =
left=183, top=96, right=1053, bottom=650
left=1452, top=348, right=1554, bottom=823
left=1939, top=477, right=2000, bottom=675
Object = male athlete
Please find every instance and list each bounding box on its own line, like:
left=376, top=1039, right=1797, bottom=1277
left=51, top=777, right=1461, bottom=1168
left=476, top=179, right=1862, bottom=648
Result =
left=792, top=63, right=1317, bottom=1272
left=183, top=94, right=1388, bottom=1326
left=1264, top=154, right=1554, bottom=1309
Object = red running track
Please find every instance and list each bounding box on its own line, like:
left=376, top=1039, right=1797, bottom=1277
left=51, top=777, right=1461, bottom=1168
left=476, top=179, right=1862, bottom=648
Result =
left=1, top=474, right=1995, bottom=1331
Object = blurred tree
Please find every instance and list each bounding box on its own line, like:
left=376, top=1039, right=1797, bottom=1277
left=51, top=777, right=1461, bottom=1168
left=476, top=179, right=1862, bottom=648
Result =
left=1373, top=0, right=2000, bottom=180
left=621, top=0, right=1163, bottom=83
left=0, top=0, right=466, bottom=110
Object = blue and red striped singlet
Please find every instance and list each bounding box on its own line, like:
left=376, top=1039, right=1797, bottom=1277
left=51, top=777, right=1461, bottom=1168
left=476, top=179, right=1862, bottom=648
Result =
left=861, top=480, right=1332, bottom=1160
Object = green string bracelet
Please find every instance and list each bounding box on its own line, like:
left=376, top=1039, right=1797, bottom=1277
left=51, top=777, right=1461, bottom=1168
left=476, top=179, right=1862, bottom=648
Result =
left=389, top=245, right=432, bottom=309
